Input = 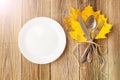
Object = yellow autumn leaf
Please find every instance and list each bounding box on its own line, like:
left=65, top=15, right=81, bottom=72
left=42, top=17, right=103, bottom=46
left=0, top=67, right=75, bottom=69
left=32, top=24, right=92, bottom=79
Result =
left=64, top=8, right=87, bottom=42
left=64, top=6, right=112, bottom=42
left=95, top=14, right=112, bottom=39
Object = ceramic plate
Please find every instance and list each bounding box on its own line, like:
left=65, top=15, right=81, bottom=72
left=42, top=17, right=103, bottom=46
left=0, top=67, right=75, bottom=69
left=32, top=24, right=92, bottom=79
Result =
left=18, top=17, right=66, bottom=64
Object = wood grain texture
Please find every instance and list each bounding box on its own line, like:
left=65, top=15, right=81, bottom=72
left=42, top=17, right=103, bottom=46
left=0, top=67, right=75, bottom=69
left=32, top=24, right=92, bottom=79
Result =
left=0, top=0, right=21, bottom=80
left=0, top=0, right=120, bottom=80
left=107, top=0, right=120, bottom=80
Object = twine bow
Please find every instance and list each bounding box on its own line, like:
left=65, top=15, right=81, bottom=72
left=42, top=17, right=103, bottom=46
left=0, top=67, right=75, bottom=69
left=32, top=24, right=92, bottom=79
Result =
left=80, top=40, right=103, bottom=63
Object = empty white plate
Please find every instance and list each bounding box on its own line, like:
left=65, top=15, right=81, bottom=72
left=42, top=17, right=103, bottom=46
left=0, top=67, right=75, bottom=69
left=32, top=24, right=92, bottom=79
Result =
left=18, top=17, right=66, bottom=64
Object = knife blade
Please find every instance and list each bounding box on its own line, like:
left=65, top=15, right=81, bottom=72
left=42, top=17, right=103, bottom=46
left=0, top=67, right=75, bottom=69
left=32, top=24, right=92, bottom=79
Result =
left=78, top=15, right=91, bottom=40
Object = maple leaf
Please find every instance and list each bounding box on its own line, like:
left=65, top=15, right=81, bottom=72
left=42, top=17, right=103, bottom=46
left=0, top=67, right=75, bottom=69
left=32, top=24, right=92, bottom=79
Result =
left=64, top=8, right=87, bottom=42
left=95, top=14, right=112, bottom=39
left=64, top=6, right=112, bottom=42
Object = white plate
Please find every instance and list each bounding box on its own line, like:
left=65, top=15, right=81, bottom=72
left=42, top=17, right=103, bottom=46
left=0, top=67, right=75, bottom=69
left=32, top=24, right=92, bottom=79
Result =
left=18, top=17, right=66, bottom=64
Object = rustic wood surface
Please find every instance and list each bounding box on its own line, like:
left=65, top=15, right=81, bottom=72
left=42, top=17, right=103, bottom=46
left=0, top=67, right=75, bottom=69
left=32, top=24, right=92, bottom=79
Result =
left=0, top=0, right=120, bottom=80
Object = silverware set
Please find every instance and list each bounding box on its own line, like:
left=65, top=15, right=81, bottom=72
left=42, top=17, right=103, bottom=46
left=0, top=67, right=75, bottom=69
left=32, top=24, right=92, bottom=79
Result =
left=78, top=15, right=103, bottom=63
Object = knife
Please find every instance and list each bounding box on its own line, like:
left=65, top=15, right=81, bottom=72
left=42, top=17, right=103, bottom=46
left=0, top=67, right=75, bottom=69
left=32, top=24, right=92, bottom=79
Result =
left=78, top=15, right=91, bottom=40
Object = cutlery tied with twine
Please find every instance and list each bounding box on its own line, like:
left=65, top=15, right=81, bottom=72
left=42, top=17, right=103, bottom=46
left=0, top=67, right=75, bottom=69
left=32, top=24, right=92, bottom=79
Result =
left=64, top=6, right=113, bottom=79
left=64, top=6, right=112, bottom=63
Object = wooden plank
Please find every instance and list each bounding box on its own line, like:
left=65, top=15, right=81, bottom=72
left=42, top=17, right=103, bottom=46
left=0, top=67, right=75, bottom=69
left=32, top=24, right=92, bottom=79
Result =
left=37, top=0, right=51, bottom=80
left=95, top=1, right=109, bottom=80
left=51, top=0, right=79, bottom=80
left=107, top=0, right=120, bottom=80
left=0, top=0, right=21, bottom=80
left=0, top=44, right=21, bottom=80
left=21, top=0, right=39, bottom=80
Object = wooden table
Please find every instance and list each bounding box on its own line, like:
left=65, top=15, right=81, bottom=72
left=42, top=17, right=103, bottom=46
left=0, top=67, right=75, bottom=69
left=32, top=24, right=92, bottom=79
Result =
left=0, top=0, right=120, bottom=80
